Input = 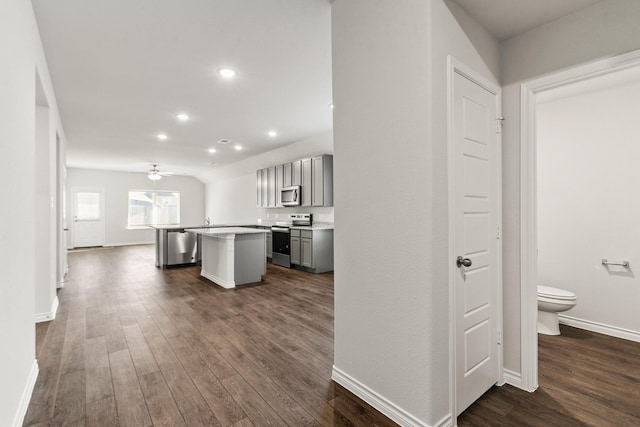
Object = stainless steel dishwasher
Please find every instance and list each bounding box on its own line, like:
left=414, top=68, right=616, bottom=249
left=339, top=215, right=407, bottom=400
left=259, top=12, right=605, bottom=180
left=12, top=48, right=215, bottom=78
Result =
left=155, top=228, right=199, bottom=268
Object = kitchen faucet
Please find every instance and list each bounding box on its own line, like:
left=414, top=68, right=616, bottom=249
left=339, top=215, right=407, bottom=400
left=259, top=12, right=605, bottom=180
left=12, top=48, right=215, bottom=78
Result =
left=205, top=217, right=211, bottom=225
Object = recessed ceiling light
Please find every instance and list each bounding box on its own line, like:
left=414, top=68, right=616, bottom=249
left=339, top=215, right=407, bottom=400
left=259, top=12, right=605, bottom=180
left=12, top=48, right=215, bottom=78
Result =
left=267, top=130, right=277, bottom=138
left=218, top=68, right=237, bottom=79
left=234, top=145, right=242, bottom=151
left=329, top=103, right=334, bottom=109
left=208, top=148, right=216, bottom=153
left=217, top=139, right=231, bottom=144
left=157, top=133, right=168, bottom=141
left=176, top=113, right=190, bottom=121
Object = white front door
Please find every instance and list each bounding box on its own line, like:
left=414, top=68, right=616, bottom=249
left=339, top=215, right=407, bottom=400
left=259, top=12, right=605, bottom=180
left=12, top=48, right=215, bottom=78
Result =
left=72, top=188, right=105, bottom=248
left=452, top=66, right=500, bottom=415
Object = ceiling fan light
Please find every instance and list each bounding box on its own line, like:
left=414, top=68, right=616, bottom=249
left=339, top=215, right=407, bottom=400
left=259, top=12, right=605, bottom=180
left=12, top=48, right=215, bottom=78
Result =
left=148, top=172, right=162, bottom=181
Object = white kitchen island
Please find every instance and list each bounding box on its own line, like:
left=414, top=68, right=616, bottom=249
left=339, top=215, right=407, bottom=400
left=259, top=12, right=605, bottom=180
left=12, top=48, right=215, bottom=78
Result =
left=197, top=227, right=268, bottom=289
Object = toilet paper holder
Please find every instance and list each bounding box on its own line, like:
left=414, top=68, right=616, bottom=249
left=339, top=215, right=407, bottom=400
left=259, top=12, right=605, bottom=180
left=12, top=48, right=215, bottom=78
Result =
left=601, top=259, right=630, bottom=267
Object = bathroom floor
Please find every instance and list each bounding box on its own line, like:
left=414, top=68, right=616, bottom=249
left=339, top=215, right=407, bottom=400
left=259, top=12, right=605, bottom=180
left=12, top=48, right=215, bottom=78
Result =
left=458, top=325, right=640, bottom=426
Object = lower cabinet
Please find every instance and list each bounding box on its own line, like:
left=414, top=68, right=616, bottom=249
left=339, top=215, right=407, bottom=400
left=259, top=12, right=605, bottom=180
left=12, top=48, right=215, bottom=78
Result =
left=301, top=232, right=313, bottom=268
left=290, top=228, right=333, bottom=273
left=290, top=234, right=301, bottom=264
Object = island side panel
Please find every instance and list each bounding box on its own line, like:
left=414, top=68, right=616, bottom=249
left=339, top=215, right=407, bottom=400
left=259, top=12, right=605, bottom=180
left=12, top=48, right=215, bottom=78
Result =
left=201, top=234, right=236, bottom=288
left=233, top=233, right=267, bottom=285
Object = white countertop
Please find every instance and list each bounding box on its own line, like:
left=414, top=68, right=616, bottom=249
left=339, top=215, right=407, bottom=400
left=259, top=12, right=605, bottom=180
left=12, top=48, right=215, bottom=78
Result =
left=197, top=227, right=269, bottom=236
left=290, top=224, right=334, bottom=230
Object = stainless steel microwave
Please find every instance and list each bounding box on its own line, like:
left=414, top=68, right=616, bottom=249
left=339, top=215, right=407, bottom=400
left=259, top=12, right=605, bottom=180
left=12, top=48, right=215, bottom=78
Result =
left=281, top=186, right=301, bottom=206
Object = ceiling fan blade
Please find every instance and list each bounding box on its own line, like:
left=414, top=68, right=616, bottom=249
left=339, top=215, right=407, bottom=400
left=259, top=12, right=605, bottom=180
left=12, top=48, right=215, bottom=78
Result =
left=159, top=172, right=174, bottom=176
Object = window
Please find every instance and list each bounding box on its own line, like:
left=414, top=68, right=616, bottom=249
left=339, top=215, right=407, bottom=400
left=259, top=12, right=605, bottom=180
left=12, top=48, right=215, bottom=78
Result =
left=76, top=192, right=101, bottom=220
left=128, top=191, right=180, bottom=227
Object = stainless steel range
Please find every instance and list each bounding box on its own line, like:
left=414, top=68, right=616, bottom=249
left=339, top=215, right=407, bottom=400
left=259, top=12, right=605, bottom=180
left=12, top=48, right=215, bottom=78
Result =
left=271, top=213, right=312, bottom=268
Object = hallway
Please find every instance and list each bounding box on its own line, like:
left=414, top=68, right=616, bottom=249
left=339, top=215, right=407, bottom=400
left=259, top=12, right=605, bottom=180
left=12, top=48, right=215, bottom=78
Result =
left=24, top=245, right=397, bottom=426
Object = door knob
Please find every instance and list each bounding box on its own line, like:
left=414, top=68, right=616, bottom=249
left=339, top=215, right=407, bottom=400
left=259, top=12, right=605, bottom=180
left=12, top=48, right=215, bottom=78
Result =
left=456, top=256, right=472, bottom=268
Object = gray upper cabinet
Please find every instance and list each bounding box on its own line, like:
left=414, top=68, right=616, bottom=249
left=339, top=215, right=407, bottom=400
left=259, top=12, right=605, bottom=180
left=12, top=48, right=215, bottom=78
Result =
left=276, top=164, right=284, bottom=207
left=291, top=160, right=302, bottom=186
left=312, top=155, right=333, bottom=207
left=267, top=166, right=276, bottom=207
left=261, top=167, right=268, bottom=207
left=283, top=162, right=292, bottom=188
left=301, top=158, right=312, bottom=207
left=255, top=154, right=332, bottom=208
left=256, top=169, right=263, bottom=207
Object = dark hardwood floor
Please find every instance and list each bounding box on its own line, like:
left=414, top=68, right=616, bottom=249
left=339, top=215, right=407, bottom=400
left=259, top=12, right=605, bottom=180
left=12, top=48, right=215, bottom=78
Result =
left=24, top=245, right=640, bottom=426
left=24, top=245, right=398, bottom=427
left=458, top=326, right=640, bottom=426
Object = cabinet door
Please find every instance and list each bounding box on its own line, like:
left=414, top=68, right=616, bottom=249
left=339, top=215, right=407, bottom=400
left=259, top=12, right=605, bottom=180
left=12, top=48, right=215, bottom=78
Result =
left=301, top=238, right=313, bottom=267
left=291, top=160, right=302, bottom=186
left=261, top=168, right=268, bottom=207
left=312, top=156, right=324, bottom=206
left=267, top=166, right=276, bottom=207
left=266, top=232, right=273, bottom=259
left=256, top=169, right=263, bottom=207
left=276, top=164, right=284, bottom=207
left=290, top=236, right=301, bottom=265
left=301, top=158, right=312, bottom=207
left=283, top=163, right=292, bottom=188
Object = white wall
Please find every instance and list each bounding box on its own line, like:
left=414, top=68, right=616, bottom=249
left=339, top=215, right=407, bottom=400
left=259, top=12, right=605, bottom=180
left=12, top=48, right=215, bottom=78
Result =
left=199, top=132, right=334, bottom=225
left=34, top=104, right=57, bottom=321
left=66, top=168, right=205, bottom=247
left=500, top=0, right=640, bottom=375
left=537, top=79, right=640, bottom=337
left=332, top=0, right=498, bottom=424
left=0, top=0, right=67, bottom=424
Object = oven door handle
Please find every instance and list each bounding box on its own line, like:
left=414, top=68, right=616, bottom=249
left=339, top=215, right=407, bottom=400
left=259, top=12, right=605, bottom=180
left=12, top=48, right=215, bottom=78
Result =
left=271, top=227, right=290, bottom=233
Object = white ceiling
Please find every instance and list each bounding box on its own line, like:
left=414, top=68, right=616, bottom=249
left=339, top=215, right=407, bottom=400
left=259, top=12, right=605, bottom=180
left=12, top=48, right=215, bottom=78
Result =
left=451, top=0, right=602, bottom=41
left=32, top=0, right=333, bottom=178
left=33, top=0, right=603, bottom=179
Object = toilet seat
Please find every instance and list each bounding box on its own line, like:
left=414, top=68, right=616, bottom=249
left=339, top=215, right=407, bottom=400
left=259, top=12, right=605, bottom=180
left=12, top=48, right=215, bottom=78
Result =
left=538, top=285, right=576, bottom=301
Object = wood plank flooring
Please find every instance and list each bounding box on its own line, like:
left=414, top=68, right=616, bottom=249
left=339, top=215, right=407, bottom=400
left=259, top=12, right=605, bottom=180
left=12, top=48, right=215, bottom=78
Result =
left=24, top=244, right=640, bottom=426
left=24, top=245, right=397, bottom=427
left=458, top=325, right=640, bottom=426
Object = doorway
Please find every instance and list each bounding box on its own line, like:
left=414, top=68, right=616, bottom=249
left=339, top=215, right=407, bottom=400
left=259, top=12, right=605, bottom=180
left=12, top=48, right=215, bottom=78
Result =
left=520, top=49, right=640, bottom=390
left=72, top=187, right=105, bottom=248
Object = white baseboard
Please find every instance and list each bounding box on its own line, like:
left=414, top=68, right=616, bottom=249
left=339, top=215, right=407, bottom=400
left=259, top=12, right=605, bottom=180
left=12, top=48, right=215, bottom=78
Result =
left=201, top=270, right=235, bottom=289
left=434, top=414, right=453, bottom=427
left=503, top=369, right=523, bottom=389
left=331, top=366, right=435, bottom=427
left=12, top=360, right=39, bottom=427
left=103, top=241, right=154, bottom=247
left=559, top=314, right=640, bottom=343
left=34, top=296, right=59, bottom=323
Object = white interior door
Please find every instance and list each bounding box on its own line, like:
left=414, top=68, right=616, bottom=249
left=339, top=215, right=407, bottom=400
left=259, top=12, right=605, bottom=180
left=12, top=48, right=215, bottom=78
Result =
left=452, top=67, right=500, bottom=415
left=72, top=188, right=105, bottom=248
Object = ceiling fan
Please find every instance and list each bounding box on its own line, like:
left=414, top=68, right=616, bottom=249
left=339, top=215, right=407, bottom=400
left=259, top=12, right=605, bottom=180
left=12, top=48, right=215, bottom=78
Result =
left=147, top=164, right=174, bottom=181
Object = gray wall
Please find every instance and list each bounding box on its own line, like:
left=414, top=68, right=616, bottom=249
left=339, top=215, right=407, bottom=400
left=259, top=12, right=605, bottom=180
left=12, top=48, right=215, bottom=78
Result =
left=332, top=0, right=498, bottom=424
left=500, top=0, right=640, bottom=375
left=66, top=168, right=205, bottom=247
left=0, top=0, right=67, bottom=423
left=199, top=132, right=334, bottom=225
left=537, top=80, right=640, bottom=338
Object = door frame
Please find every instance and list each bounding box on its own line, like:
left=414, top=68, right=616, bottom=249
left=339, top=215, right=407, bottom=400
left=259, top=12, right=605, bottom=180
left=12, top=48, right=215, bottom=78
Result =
left=71, top=187, right=106, bottom=248
left=519, top=49, right=640, bottom=392
left=447, top=56, right=503, bottom=421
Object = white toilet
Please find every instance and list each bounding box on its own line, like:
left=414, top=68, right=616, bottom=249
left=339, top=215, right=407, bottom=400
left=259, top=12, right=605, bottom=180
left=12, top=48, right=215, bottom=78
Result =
left=537, top=285, right=577, bottom=335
